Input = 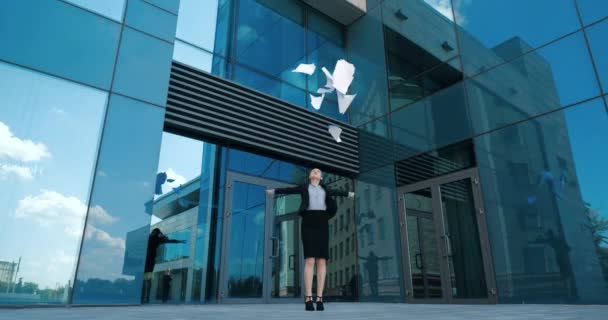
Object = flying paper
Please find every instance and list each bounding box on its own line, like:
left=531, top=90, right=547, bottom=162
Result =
left=310, top=93, right=325, bottom=110
left=321, top=66, right=334, bottom=89
left=292, top=63, right=316, bottom=75
left=328, top=124, right=343, bottom=143
left=337, top=92, right=357, bottom=114
left=317, top=86, right=335, bottom=94
left=331, top=59, right=355, bottom=94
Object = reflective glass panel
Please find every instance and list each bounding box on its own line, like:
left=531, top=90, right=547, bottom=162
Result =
left=73, top=95, right=165, bottom=304
left=112, top=27, right=174, bottom=106
left=586, top=20, right=608, bottom=94
left=235, top=0, right=306, bottom=89
left=475, top=98, right=608, bottom=303
left=0, top=62, right=107, bottom=304
left=454, top=0, right=580, bottom=76
left=176, top=0, right=219, bottom=51
left=125, top=0, right=177, bottom=42
left=467, top=32, right=600, bottom=135
left=63, top=0, right=126, bottom=22
left=577, top=0, right=608, bottom=26
left=0, top=0, right=121, bottom=89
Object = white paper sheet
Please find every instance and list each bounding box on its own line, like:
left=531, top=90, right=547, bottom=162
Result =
left=321, top=66, right=334, bottom=89
left=331, top=59, right=355, bottom=94
left=317, top=86, right=335, bottom=94
left=292, top=63, right=316, bottom=75
left=310, top=93, right=325, bottom=110
left=337, top=92, right=357, bottom=114
left=328, top=124, right=343, bottom=143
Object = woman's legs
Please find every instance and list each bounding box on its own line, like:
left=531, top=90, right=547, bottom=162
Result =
left=316, top=258, right=327, bottom=297
left=304, top=257, right=316, bottom=300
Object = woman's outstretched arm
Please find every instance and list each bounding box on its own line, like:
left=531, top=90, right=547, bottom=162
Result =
left=266, top=186, right=302, bottom=195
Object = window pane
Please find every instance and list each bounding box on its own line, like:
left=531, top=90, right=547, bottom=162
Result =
left=348, top=5, right=390, bottom=125
left=125, top=0, right=177, bottom=43
left=454, top=0, right=580, bottom=76
left=358, top=115, right=392, bottom=172
left=467, top=32, right=600, bottom=135
left=382, top=0, right=460, bottom=72
left=586, top=20, right=608, bottom=94
left=176, top=0, right=219, bottom=51
left=146, top=0, right=180, bottom=14
left=232, top=65, right=307, bottom=108
left=73, top=95, right=165, bottom=304
left=227, top=148, right=306, bottom=184
left=356, top=165, right=403, bottom=300
left=0, top=0, right=121, bottom=89
left=475, top=98, right=608, bottom=303
left=173, top=40, right=214, bottom=72
left=307, top=9, right=346, bottom=93
left=0, top=62, right=107, bottom=305
left=63, top=0, right=126, bottom=22
left=391, top=83, right=471, bottom=158
left=235, top=0, right=306, bottom=89
left=112, top=27, right=174, bottom=106
left=214, top=0, right=235, bottom=58
left=577, top=0, right=608, bottom=26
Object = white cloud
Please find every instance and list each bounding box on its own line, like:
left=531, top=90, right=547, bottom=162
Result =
left=0, top=121, right=51, bottom=162
left=52, top=107, right=66, bottom=115
left=424, top=0, right=454, bottom=20
left=14, top=191, right=120, bottom=237
left=14, top=190, right=87, bottom=232
left=424, top=0, right=471, bottom=25
left=88, top=205, right=119, bottom=225
left=160, top=168, right=189, bottom=195
left=0, top=163, right=34, bottom=179
left=84, top=225, right=126, bottom=250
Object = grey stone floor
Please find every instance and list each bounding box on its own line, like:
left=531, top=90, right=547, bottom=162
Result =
left=2, top=303, right=608, bottom=320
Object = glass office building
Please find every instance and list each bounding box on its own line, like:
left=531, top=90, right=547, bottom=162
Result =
left=1, top=0, right=607, bottom=306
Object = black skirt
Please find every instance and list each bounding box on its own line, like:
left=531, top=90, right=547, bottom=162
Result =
left=301, top=210, right=330, bottom=259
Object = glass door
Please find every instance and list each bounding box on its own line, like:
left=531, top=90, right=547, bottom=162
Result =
left=398, top=168, right=496, bottom=304
left=402, top=188, right=445, bottom=300
left=219, top=172, right=302, bottom=303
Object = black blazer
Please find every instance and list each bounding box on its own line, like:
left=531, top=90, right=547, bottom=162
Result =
left=274, top=184, right=350, bottom=217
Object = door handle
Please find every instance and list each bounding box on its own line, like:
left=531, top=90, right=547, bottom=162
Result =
left=270, top=236, right=279, bottom=258
left=415, top=253, right=423, bottom=270
left=442, top=234, right=452, bottom=257
left=289, top=254, right=296, bottom=270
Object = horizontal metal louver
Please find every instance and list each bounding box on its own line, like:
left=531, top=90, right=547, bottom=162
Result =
left=165, top=61, right=359, bottom=175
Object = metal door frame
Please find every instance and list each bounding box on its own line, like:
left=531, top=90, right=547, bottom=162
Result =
left=397, top=168, right=497, bottom=304
left=218, top=171, right=302, bottom=304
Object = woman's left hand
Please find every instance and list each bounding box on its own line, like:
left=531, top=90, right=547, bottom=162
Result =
left=348, top=192, right=355, bottom=198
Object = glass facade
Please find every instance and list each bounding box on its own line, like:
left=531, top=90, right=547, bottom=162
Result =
left=1, top=0, right=608, bottom=308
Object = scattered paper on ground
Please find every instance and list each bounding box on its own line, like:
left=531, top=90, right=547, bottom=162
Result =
left=292, top=63, right=316, bottom=75
left=328, top=125, right=343, bottom=143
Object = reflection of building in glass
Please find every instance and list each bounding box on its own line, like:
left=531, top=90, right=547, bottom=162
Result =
left=0, top=261, right=18, bottom=292
left=324, top=177, right=358, bottom=299
left=127, top=176, right=201, bottom=304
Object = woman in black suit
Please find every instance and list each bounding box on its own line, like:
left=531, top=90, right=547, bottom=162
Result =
left=266, top=168, right=354, bottom=311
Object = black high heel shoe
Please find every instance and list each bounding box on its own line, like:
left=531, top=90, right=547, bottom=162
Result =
left=305, top=296, right=314, bottom=311
left=315, top=296, right=324, bottom=311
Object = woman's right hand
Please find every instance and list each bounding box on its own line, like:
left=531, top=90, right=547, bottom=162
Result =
left=265, top=189, right=275, bottom=195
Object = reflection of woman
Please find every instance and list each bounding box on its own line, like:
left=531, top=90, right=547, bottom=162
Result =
left=142, top=228, right=185, bottom=303
left=266, top=168, right=354, bottom=311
